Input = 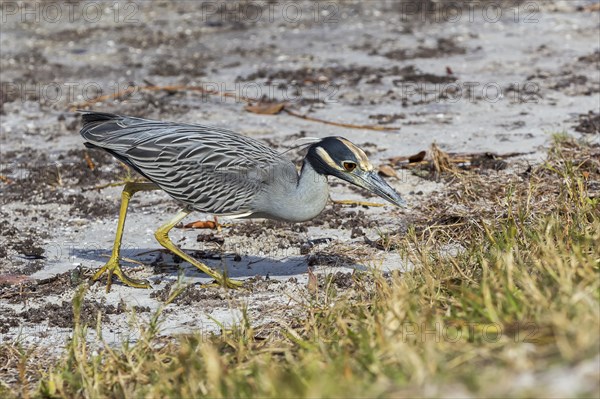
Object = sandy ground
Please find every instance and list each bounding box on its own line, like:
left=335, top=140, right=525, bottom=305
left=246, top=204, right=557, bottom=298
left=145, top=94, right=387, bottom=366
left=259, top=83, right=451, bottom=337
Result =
left=1, top=1, right=599, bottom=352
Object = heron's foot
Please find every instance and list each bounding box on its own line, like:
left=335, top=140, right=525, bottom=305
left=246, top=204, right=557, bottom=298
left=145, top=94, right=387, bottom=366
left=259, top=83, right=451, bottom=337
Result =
left=200, top=276, right=244, bottom=290
left=92, top=256, right=151, bottom=292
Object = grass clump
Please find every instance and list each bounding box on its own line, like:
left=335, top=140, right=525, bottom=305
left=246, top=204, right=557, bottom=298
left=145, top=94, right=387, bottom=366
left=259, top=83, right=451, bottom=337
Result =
left=10, top=138, right=600, bottom=397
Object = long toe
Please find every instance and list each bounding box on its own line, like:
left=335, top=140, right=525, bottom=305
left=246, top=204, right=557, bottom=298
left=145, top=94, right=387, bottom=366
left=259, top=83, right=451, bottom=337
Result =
left=199, top=278, right=244, bottom=290
left=225, top=278, right=244, bottom=289
left=220, top=277, right=245, bottom=289
left=90, top=258, right=150, bottom=291
left=113, top=267, right=151, bottom=289
left=121, top=276, right=151, bottom=289
left=92, top=263, right=112, bottom=282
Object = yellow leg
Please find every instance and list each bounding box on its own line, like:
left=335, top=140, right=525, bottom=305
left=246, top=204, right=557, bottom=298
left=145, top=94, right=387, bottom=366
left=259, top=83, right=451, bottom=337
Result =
left=154, top=209, right=243, bottom=288
left=92, top=182, right=159, bottom=292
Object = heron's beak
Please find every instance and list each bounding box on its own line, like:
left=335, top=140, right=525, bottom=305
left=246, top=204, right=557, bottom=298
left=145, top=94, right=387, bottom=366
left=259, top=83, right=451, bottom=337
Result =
left=354, top=171, right=407, bottom=208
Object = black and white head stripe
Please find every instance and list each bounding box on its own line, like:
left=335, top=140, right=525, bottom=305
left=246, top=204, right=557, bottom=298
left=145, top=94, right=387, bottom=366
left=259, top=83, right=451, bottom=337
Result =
left=306, top=137, right=374, bottom=175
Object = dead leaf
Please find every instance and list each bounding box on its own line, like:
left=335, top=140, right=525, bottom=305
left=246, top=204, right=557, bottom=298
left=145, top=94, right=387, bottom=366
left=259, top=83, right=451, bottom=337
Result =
left=244, top=102, right=285, bottom=115
left=84, top=151, right=95, bottom=171
left=408, top=150, right=427, bottom=163
left=183, top=221, right=218, bottom=229
left=387, top=150, right=426, bottom=166
left=378, top=165, right=398, bottom=178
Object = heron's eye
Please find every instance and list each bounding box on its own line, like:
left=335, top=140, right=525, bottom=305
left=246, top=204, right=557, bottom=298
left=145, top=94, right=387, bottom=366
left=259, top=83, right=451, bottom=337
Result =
left=343, top=161, right=357, bottom=172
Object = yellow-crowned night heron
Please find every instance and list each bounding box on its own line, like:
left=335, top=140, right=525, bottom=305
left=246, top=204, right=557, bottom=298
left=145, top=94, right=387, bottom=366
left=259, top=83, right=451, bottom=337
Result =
left=80, top=111, right=406, bottom=291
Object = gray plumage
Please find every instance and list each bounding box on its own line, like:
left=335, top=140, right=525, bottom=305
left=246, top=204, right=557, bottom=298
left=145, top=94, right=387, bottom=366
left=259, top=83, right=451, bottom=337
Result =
left=80, top=112, right=404, bottom=222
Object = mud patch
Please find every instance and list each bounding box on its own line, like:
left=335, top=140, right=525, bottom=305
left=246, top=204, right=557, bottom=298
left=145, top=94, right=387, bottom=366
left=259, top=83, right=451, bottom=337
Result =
left=383, top=37, right=466, bottom=60
left=239, top=65, right=418, bottom=88
left=150, top=281, right=230, bottom=305
left=527, top=52, right=600, bottom=97
left=17, top=298, right=125, bottom=328
left=577, top=50, right=600, bottom=65
left=0, top=271, right=83, bottom=304
left=0, top=214, right=48, bottom=275
left=574, top=111, right=600, bottom=134
left=369, top=113, right=406, bottom=125
left=0, top=307, right=19, bottom=334
left=1, top=147, right=120, bottom=218
left=393, top=65, right=457, bottom=85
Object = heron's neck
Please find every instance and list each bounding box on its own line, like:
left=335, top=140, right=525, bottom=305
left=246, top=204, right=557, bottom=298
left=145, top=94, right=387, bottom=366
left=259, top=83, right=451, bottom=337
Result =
left=299, top=158, right=329, bottom=190
left=258, top=160, right=329, bottom=222
left=289, top=161, right=330, bottom=221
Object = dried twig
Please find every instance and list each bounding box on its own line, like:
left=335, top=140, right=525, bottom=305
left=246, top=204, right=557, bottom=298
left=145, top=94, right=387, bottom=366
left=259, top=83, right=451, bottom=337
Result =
left=282, top=108, right=401, bottom=131
left=70, top=84, right=400, bottom=132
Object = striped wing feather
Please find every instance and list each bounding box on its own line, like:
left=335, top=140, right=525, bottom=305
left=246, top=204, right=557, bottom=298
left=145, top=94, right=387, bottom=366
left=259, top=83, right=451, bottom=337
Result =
left=80, top=112, right=292, bottom=215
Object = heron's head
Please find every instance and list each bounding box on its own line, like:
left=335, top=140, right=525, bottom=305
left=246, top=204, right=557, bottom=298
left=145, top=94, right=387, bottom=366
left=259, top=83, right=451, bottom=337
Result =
left=306, top=137, right=406, bottom=208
